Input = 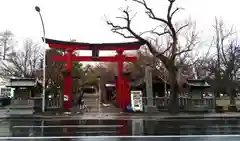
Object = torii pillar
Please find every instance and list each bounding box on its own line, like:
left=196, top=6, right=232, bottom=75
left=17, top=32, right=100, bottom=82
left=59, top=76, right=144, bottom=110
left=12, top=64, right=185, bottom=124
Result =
left=62, top=49, right=73, bottom=110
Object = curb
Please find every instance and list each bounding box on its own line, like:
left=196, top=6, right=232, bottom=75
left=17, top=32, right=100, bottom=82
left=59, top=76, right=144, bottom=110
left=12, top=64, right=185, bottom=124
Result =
left=2, top=113, right=240, bottom=120
left=28, top=114, right=240, bottom=120
left=4, top=115, right=42, bottom=120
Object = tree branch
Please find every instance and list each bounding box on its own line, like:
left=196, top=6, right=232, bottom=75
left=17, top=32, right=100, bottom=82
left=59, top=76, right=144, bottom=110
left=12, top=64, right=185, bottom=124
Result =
left=131, top=0, right=169, bottom=25
left=176, top=23, right=189, bottom=34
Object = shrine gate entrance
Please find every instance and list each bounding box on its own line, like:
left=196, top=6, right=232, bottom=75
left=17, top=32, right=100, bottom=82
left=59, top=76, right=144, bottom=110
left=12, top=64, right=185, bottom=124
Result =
left=45, top=38, right=144, bottom=111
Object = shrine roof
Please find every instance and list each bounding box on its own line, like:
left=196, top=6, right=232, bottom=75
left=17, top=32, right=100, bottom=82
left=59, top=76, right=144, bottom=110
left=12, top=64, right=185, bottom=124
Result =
left=186, top=79, right=211, bottom=88
left=44, top=38, right=145, bottom=50
left=131, top=76, right=170, bottom=87
left=6, top=78, right=39, bottom=87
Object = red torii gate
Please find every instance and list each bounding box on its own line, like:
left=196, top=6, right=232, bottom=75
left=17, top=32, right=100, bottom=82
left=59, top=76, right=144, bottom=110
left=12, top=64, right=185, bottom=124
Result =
left=45, top=38, right=144, bottom=111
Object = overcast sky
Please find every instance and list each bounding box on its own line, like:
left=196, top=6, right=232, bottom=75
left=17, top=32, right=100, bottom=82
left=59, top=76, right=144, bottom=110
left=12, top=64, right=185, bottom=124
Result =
left=0, top=0, right=239, bottom=57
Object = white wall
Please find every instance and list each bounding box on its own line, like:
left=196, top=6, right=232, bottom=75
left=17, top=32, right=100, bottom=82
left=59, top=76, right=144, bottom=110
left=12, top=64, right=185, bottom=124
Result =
left=0, top=77, right=14, bottom=98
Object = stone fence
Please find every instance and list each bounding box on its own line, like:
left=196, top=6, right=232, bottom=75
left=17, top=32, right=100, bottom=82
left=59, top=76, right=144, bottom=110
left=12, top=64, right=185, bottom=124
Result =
left=142, top=96, right=215, bottom=111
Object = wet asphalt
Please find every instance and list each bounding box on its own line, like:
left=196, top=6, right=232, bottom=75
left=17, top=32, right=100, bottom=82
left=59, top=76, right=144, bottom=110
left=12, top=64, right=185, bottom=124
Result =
left=0, top=118, right=240, bottom=140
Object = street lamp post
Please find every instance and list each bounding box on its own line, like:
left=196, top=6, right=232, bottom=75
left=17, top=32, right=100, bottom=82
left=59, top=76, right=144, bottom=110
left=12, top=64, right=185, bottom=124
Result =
left=164, top=67, right=167, bottom=96
left=35, top=6, right=46, bottom=113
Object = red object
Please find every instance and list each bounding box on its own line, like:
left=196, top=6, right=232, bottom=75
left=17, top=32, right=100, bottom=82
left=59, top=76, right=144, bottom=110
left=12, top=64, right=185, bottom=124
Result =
left=119, top=120, right=128, bottom=135
left=45, top=38, right=142, bottom=50
left=63, top=72, right=72, bottom=109
left=45, top=38, right=144, bottom=111
left=122, top=74, right=131, bottom=108
left=116, top=50, right=124, bottom=110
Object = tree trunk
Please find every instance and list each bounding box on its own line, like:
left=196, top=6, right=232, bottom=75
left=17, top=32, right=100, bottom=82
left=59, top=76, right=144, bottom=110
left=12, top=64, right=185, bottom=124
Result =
left=168, top=67, right=179, bottom=114
left=228, top=82, right=236, bottom=105
left=230, top=93, right=235, bottom=105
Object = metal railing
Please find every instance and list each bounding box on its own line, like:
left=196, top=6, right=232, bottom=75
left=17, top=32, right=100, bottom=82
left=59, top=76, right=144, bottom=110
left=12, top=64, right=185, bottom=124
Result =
left=46, top=98, right=61, bottom=109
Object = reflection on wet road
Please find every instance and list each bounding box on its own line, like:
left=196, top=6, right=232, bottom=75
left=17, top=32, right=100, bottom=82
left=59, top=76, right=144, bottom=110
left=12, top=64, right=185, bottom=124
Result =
left=0, top=136, right=240, bottom=141
left=0, top=118, right=240, bottom=140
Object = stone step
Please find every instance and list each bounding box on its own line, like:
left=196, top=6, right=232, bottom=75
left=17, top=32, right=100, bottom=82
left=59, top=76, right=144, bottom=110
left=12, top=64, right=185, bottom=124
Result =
left=84, top=99, right=98, bottom=102
left=7, top=109, right=34, bottom=115
left=85, top=101, right=98, bottom=104
left=8, top=106, right=34, bottom=109
left=83, top=94, right=99, bottom=98
left=84, top=98, right=98, bottom=100
left=84, top=101, right=98, bottom=103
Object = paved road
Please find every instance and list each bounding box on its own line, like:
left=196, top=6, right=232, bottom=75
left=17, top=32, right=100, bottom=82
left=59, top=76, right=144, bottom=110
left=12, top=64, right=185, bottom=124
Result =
left=0, top=136, right=240, bottom=141
left=0, top=117, right=239, bottom=140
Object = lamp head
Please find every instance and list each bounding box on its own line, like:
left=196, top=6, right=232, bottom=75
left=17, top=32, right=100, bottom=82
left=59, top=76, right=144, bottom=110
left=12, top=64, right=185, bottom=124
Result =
left=35, top=6, right=40, bottom=12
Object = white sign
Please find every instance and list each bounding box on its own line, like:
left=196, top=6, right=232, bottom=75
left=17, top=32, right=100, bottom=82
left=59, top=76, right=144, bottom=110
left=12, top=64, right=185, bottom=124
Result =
left=130, top=91, right=143, bottom=112
left=64, top=95, right=69, bottom=101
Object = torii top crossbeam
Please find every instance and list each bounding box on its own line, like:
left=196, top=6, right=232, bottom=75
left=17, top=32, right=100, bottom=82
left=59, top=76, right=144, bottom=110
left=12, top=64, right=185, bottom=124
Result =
left=45, top=38, right=144, bottom=51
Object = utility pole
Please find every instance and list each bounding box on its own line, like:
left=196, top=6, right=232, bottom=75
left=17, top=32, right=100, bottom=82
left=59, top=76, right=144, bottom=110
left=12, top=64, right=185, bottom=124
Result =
left=35, top=6, right=46, bottom=113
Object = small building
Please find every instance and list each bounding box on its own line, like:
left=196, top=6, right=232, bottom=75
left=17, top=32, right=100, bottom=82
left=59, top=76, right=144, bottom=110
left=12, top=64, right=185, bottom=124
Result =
left=182, top=79, right=211, bottom=95
left=182, top=79, right=213, bottom=112
left=6, top=78, right=42, bottom=99
left=6, top=78, right=42, bottom=115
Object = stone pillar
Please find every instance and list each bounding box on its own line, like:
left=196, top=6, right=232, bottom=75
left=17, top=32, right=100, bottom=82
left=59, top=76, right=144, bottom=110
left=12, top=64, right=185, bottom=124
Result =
left=144, top=65, right=158, bottom=113
left=145, top=65, right=153, bottom=106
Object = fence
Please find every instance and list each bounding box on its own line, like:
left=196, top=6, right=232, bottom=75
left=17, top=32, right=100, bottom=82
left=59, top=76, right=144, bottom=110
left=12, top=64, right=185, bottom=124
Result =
left=8, top=99, right=35, bottom=115
left=11, top=99, right=34, bottom=107
left=46, top=98, right=61, bottom=109
left=142, top=96, right=215, bottom=111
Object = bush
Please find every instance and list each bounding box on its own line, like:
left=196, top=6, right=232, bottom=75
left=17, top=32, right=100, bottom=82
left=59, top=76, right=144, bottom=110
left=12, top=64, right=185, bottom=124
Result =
left=215, top=105, right=224, bottom=113
left=228, top=105, right=238, bottom=112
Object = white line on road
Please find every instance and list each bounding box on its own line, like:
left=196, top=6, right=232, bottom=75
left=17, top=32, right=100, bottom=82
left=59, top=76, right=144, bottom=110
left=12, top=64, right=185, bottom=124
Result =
left=13, top=125, right=123, bottom=128
left=0, top=135, right=240, bottom=139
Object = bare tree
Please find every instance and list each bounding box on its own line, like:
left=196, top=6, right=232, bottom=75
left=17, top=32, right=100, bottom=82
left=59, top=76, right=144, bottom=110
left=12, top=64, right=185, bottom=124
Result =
left=0, top=39, right=43, bottom=77
left=212, top=18, right=239, bottom=104
left=193, top=18, right=240, bottom=103
left=106, top=0, right=198, bottom=113
left=0, top=30, right=14, bottom=60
